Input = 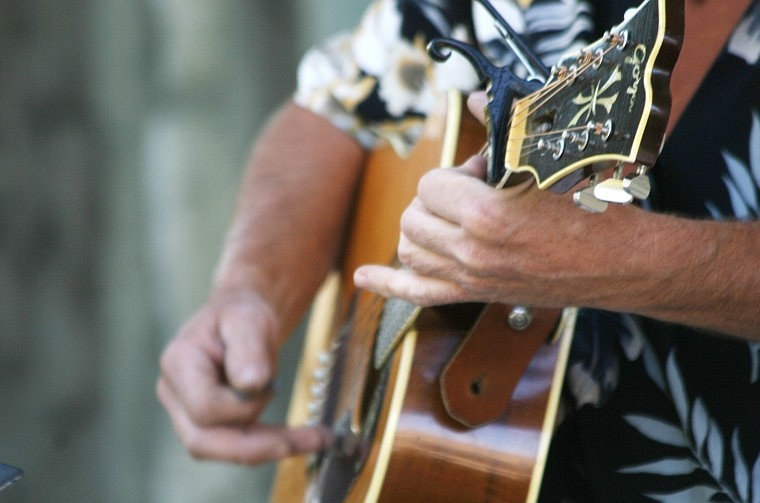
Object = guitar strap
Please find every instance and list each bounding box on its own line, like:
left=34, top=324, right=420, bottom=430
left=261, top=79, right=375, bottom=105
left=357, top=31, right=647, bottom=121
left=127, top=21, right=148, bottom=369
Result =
left=440, top=0, right=753, bottom=428
left=440, top=304, right=564, bottom=428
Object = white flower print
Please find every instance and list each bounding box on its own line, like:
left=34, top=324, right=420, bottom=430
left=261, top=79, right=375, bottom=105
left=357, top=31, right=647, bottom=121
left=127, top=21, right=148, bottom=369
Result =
left=352, top=0, right=404, bottom=76
left=706, top=111, right=760, bottom=219
left=375, top=33, right=436, bottom=117
left=727, top=6, right=760, bottom=65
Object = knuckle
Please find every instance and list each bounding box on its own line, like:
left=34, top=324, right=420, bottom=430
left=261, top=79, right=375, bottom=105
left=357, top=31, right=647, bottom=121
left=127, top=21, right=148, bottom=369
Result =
left=460, top=198, right=501, bottom=237
left=454, top=240, right=489, bottom=273
left=236, top=437, right=290, bottom=465
left=399, top=205, right=415, bottom=232
left=417, top=170, right=438, bottom=196
left=158, top=340, right=185, bottom=379
left=158, top=341, right=178, bottom=371
left=272, top=440, right=296, bottom=460
left=181, top=429, right=209, bottom=460
left=182, top=435, right=209, bottom=461
left=397, top=242, right=414, bottom=266
left=187, top=399, right=219, bottom=427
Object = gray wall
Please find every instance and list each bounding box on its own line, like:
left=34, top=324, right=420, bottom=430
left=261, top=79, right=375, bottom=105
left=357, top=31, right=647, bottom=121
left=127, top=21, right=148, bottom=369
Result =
left=0, top=0, right=366, bottom=501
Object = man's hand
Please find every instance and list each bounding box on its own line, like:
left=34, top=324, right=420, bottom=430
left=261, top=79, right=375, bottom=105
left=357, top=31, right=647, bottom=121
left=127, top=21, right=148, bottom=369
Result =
left=353, top=93, right=639, bottom=309
left=156, top=291, right=330, bottom=464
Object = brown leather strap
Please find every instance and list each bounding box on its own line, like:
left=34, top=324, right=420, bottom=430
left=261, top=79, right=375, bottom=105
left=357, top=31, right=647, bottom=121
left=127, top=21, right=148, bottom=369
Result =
left=440, top=304, right=562, bottom=427
left=667, top=0, right=752, bottom=135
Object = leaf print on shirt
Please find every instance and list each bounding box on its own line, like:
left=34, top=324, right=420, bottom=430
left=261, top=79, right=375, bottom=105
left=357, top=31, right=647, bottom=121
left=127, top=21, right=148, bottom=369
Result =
left=751, top=343, right=760, bottom=383
left=706, top=111, right=760, bottom=219
left=564, top=311, right=646, bottom=409
left=618, top=352, right=760, bottom=502
left=727, top=2, right=760, bottom=66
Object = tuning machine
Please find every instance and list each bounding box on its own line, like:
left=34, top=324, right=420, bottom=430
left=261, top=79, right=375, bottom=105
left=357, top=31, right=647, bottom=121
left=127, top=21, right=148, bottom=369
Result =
left=574, top=164, right=651, bottom=213
left=622, top=165, right=651, bottom=200
left=573, top=174, right=609, bottom=213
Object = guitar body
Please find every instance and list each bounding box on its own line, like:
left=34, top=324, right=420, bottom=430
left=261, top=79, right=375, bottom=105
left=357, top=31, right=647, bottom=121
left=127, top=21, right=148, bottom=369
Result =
left=270, top=94, right=572, bottom=503
left=272, top=0, right=684, bottom=500
left=310, top=303, right=568, bottom=503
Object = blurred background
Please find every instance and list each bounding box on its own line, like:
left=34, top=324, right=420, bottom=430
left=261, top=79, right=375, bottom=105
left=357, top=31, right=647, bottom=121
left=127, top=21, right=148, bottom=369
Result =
left=0, top=0, right=366, bottom=501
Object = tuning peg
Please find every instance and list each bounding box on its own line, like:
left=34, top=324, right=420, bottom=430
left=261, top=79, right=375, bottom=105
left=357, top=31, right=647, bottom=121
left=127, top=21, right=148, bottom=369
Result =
left=592, top=164, right=634, bottom=205
left=622, top=166, right=651, bottom=200
left=574, top=186, right=609, bottom=213
left=589, top=119, right=613, bottom=141
left=573, top=175, right=609, bottom=213
left=593, top=178, right=634, bottom=204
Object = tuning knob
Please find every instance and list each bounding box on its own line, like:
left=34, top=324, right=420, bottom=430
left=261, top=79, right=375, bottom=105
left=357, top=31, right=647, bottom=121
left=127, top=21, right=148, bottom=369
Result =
left=593, top=178, right=634, bottom=204
left=623, top=175, right=650, bottom=199
left=574, top=185, right=609, bottom=213
left=622, top=166, right=651, bottom=200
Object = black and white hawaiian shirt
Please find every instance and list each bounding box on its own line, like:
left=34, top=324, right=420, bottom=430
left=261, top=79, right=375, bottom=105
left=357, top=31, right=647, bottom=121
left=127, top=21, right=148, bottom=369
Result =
left=294, top=1, right=760, bottom=501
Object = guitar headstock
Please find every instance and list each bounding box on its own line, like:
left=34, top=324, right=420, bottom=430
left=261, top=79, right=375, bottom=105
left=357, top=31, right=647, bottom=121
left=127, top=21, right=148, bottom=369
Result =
left=506, top=0, right=683, bottom=209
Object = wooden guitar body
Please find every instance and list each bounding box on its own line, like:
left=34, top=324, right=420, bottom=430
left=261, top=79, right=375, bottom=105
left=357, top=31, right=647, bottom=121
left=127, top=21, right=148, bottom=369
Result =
left=271, top=94, right=573, bottom=503
left=314, top=303, right=570, bottom=503
left=272, top=0, right=684, bottom=500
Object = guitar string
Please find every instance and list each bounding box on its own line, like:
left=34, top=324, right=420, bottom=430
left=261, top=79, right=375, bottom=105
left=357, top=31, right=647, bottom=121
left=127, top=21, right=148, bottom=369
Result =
left=476, top=69, right=580, bottom=176
left=318, top=292, right=388, bottom=428
left=326, top=46, right=624, bottom=351
left=477, top=53, right=601, bottom=179
left=337, top=286, right=405, bottom=365
left=313, top=38, right=629, bottom=439
left=507, top=43, right=617, bottom=155
left=509, top=43, right=621, bottom=153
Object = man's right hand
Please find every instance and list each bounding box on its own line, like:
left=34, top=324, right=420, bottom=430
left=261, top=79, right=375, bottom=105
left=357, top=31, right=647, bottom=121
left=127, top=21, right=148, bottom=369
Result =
left=156, top=291, right=330, bottom=465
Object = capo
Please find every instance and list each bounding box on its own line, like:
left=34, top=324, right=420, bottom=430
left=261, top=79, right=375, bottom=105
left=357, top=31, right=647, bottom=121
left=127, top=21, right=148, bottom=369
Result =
left=427, top=0, right=547, bottom=186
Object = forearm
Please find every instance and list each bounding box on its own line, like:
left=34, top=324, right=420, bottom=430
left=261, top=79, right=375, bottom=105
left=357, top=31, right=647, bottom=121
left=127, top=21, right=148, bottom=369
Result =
left=611, top=208, right=760, bottom=339
left=354, top=161, right=760, bottom=341
left=213, top=101, right=365, bottom=343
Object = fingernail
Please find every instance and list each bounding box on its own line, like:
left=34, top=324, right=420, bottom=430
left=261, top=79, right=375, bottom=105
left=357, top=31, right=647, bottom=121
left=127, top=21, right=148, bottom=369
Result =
left=353, top=268, right=367, bottom=285
left=232, top=379, right=278, bottom=401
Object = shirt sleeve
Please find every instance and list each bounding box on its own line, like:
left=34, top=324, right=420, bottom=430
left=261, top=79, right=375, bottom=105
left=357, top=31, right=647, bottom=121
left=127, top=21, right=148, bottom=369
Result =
left=293, top=0, right=479, bottom=154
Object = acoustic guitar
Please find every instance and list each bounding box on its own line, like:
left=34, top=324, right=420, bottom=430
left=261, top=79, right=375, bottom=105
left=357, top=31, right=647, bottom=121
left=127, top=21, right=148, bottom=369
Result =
left=271, top=0, right=683, bottom=501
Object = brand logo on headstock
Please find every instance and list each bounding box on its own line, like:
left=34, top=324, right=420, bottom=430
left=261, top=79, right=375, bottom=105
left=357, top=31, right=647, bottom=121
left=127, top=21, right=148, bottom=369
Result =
left=625, top=44, right=647, bottom=112
left=569, top=66, right=622, bottom=126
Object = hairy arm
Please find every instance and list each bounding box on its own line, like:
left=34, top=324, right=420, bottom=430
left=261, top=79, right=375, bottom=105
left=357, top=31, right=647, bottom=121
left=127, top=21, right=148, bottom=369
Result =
left=157, top=101, right=366, bottom=464
left=354, top=157, right=760, bottom=339
left=215, top=101, right=365, bottom=343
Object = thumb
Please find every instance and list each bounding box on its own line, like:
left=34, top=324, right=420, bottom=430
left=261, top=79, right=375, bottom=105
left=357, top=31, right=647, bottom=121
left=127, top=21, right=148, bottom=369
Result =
left=454, top=155, right=488, bottom=180
left=466, top=91, right=488, bottom=125
left=218, top=299, right=279, bottom=396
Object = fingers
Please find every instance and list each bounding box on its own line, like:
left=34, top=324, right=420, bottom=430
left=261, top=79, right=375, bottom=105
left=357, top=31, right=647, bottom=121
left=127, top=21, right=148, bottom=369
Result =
left=415, top=157, right=489, bottom=224
left=159, top=326, right=264, bottom=427
left=157, top=377, right=330, bottom=465
left=218, top=297, right=278, bottom=395
left=354, top=264, right=468, bottom=306
left=400, top=199, right=460, bottom=254
left=454, top=154, right=488, bottom=179
left=159, top=295, right=281, bottom=427
left=467, top=91, right=488, bottom=124
left=157, top=293, right=333, bottom=465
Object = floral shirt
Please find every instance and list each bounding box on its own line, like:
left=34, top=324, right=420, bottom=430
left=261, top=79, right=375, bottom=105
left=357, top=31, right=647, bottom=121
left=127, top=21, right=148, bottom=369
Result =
left=294, top=1, right=760, bottom=501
